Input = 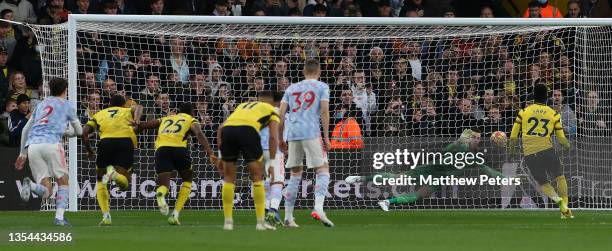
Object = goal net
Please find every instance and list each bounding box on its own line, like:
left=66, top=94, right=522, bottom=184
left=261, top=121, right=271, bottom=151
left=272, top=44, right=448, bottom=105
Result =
left=27, top=16, right=612, bottom=211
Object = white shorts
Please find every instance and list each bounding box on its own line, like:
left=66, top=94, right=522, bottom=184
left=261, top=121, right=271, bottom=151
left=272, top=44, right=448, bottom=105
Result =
left=263, top=150, right=285, bottom=183
left=286, top=138, right=328, bottom=169
left=28, top=143, right=68, bottom=184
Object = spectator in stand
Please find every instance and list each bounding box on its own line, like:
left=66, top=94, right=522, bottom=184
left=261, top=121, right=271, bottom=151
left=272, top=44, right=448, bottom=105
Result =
left=404, top=41, right=424, bottom=81
left=0, top=0, right=37, bottom=23
left=582, top=0, right=612, bottom=18
left=565, top=0, right=584, bottom=18
left=482, top=106, right=509, bottom=137
left=350, top=70, right=376, bottom=135
left=208, top=63, right=230, bottom=96
left=312, top=3, right=326, bottom=17
left=379, top=96, right=406, bottom=136
left=276, top=77, right=290, bottom=92
left=557, top=66, right=576, bottom=108
left=343, top=2, right=361, bottom=17
left=480, top=5, right=494, bottom=17
left=442, top=6, right=456, bottom=17
left=552, top=89, right=577, bottom=135
left=377, top=0, right=392, bottom=17
left=209, top=83, right=236, bottom=120
left=0, top=22, right=16, bottom=59
left=149, top=0, right=165, bottom=15
left=97, top=40, right=129, bottom=87
left=257, top=0, right=289, bottom=16
left=391, top=57, right=414, bottom=98
left=270, top=59, right=289, bottom=86
left=332, top=88, right=364, bottom=126
left=0, top=98, right=15, bottom=145
left=79, top=90, right=101, bottom=124
left=188, top=71, right=210, bottom=102
left=115, top=0, right=137, bottom=14
left=1, top=9, right=23, bottom=42
left=480, top=88, right=497, bottom=114
left=524, top=0, right=563, bottom=18
left=212, top=0, right=231, bottom=16
left=252, top=7, right=266, bottom=16
left=495, top=60, right=517, bottom=96
left=153, top=92, right=173, bottom=116
left=7, top=93, right=29, bottom=146
left=0, top=46, right=12, bottom=110
left=400, top=0, right=432, bottom=17
left=303, top=0, right=323, bottom=16
left=38, top=0, right=69, bottom=24
left=72, top=0, right=91, bottom=14
left=446, top=98, right=483, bottom=136
left=101, top=77, right=118, bottom=107
left=578, top=90, right=610, bottom=136
left=7, top=71, right=31, bottom=100
left=165, top=36, right=191, bottom=85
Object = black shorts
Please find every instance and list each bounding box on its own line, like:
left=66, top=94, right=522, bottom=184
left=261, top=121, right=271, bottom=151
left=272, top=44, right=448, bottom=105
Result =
left=97, top=138, right=134, bottom=171
left=525, top=148, right=563, bottom=184
left=220, top=126, right=262, bottom=162
left=155, top=147, right=191, bottom=174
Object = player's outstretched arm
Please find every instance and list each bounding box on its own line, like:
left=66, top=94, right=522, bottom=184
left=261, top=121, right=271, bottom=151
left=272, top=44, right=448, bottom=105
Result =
left=131, top=104, right=144, bottom=126
left=190, top=122, right=216, bottom=165
left=136, top=118, right=161, bottom=132
left=63, top=119, right=83, bottom=138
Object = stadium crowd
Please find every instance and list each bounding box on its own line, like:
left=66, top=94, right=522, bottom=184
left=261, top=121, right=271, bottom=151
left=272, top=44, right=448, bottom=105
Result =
left=0, top=0, right=611, bottom=148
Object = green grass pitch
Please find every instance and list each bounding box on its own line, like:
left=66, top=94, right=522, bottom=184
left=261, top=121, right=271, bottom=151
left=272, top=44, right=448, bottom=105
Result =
left=1, top=210, right=612, bottom=251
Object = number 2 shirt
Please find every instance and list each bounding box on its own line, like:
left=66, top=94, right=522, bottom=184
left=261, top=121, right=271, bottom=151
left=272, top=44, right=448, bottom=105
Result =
left=26, top=96, right=78, bottom=147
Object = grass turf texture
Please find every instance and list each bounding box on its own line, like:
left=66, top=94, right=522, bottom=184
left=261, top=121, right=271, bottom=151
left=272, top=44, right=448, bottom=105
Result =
left=1, top=210, right=611, bottom=251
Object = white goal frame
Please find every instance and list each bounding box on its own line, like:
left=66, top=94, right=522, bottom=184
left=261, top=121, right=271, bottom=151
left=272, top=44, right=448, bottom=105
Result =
left=63, top=15, right=612, bottom=212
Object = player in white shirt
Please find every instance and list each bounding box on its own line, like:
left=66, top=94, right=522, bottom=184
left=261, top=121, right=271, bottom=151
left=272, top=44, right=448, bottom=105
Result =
left=279, top=59, right=333, bottom=227
left=14, top=78, right=83, bottom=226
left=261, top=118, right=286, bottom=226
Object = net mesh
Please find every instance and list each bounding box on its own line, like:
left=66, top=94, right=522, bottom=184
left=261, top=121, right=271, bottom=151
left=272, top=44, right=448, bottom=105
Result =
left=28, top=20, right=612, bottom=210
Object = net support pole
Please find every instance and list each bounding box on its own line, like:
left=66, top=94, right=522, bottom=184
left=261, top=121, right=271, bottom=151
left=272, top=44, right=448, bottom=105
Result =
left=67, top=16, right=78, bottom=212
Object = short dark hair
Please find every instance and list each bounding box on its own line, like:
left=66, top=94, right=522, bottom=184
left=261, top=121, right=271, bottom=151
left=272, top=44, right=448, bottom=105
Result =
left=303, top=58, right=320, bottom=74
left=178, top=102, right=194, bottom=115
left=528, top=0, right=541, bottom=8
left=258, top=90, right=282, bottom=102
left=49, top=78, right=68, bottom=96
left=109, top=94, right=126, bottom=107
left=533, top=84, right=548, bottom=103
left=16, top=94, right=30, bottom=105
left=1, top=9, right=14, bottom=17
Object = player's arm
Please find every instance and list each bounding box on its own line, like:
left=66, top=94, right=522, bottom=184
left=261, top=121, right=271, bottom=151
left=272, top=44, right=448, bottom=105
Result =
left=320, top=99, right=331, bottom=149
left=278, top=101, right=288, bottom=150
left=64, top=103, right=83, bottom=137
left=190, top=122, right=217, bottom=165
left=509, top=110, right=523, bottom=155
left=130, top=104, right=144, bottom=126
left=136, top=118, right=161, bottom=132
left=15, top=117, right=35, bottom=170
left=82, top=120, right=97, bottom=159
left=268, top=120, right=279, bottom=159
left=553, top=113, right=570, bottom=149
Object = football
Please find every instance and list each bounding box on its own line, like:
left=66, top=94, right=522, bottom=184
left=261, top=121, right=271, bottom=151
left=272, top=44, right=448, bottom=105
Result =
left=490, top=131, right=507, bottom=146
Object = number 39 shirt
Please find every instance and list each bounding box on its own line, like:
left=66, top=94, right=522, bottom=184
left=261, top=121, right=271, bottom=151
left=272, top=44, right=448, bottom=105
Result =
left=281, top=79, right=330, bottom=141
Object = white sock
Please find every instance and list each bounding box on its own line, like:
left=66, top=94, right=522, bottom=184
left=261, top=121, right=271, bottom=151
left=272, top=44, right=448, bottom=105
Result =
left=270, top=184, right=283, bottom=210
left=284, top=175, right=301, bottom=221
left=264, top=180, right=271, bottom=210
left=55, top=185, right=69, bottom=220
left=31, top=183, right=49, bottom=199
left=314, top=172, right=330, bottom=212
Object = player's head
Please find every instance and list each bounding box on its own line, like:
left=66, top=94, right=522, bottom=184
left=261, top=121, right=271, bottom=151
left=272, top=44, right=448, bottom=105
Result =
left=533, top=83, right=548, bottom=103
left=178, top=102, right=195, bottom=116
left=459, top=128, right=481, bottom=151
left=109, top=94, right=126, bottom=107
left=49, top=78, right=68, bottom=97
left=258, top=90, right=282, bottom=106
left=303, top=58, right=321, bottom=79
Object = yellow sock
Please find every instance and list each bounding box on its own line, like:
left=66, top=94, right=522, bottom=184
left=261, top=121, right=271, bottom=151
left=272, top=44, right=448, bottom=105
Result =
left=222, top=182, right=235, bottom=221
left=252, top=181, right=265, bottom=221
left=156, top=185, right=168, bottom=196
left=556, top=176, right=569, bottom=205
left=114, top=172, right=129, bottom=190
left=174, top=182, right=192, bottom=213
left=540, top=183, right=562, bottom=203
left=96, top=182, right=110, bottom=214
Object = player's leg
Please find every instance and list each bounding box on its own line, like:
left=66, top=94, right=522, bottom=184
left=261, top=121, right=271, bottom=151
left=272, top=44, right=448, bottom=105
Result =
left=526, top=151, right=568, bottom=216
left=169, top=148, right=194, bottom=225
left=243, top=128, right=275, bottom=231
left=284, top=140, right=305, bottom=227
left=262, top=150, right=271, bottom=213
left=102, top=139, right=133, bottom=190
left=304, top=138, right=333, bottom=227
left=22, top=144, right=52, bottom=202
left=546, top=150, right=573, bottom=219
left=219, top=126, right=240, bottom=230
left=48, top=143, right=71, bottom=226
left=266, top=152, right=285, bottom=226
left=154, top=147, right=172, bottom=216
left=95, top=139, right=112, bottom=225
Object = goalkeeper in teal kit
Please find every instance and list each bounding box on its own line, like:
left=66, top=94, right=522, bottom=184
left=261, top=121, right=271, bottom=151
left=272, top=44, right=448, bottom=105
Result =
left=345, top=128, right=505, bottom=211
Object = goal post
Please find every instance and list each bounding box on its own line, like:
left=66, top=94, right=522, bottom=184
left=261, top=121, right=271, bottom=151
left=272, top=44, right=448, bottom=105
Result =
left=25, top=15, right=612, bottom=211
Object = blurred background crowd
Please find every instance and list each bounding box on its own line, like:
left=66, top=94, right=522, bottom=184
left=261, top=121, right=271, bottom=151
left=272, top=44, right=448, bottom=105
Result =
left=0, top=0, right=610, bottom=149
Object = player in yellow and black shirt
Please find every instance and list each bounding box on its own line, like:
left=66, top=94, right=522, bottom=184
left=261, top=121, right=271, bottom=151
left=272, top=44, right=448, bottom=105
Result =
left=82, top=94, right=143, bottom=226
left=137, top=102, right=216, bottom=225
left=510, top=84, right=573, bottom=219
left=217, top=90, right=281, bottom=231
